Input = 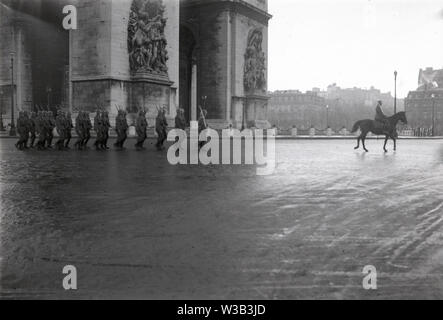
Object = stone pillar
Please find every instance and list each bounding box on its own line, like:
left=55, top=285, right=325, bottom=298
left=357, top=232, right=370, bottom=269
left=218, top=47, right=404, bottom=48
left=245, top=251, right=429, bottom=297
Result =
left=0, top=6, right=33, bottom=124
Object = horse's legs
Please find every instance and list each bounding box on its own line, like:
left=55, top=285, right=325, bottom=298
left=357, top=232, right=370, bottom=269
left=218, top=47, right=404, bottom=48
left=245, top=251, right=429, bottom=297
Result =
left=362, top=132, right=369, bottom=152
left=392, top=136, right=397, bottom=151
left=383, top=135, right=389, bottom=153
left=355, top=136, right=361, bottom=150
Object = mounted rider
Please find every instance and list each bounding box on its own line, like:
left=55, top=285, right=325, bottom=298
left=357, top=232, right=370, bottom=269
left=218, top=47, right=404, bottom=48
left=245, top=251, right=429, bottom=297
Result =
left=374, top=101, right=391, bottom=133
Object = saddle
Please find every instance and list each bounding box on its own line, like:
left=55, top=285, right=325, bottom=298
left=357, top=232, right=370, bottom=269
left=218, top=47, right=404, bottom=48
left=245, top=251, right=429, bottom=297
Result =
left=374, top=120, right=391, bottom=134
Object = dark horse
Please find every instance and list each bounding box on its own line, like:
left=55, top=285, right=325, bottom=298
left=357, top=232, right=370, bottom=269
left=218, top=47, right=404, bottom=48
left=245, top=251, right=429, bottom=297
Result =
left=351, top=112, right=408, bottom=152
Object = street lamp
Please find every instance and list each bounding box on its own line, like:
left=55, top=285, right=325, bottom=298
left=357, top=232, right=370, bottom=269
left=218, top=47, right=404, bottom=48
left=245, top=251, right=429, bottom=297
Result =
left=242, top=97, right=247, bottom=131
left=394, top=71, right=398, bottom=114
left=326, top=104, right=330, bottom=129
left=9, top=52, right=16, bottom=136
left=431, top=93, right=436, bottom=136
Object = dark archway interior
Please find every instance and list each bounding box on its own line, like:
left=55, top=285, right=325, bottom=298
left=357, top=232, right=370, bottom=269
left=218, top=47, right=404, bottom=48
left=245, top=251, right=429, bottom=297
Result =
left=3, top=0, right=69, bottom=110
left=179, top=25, right=196, bottom=123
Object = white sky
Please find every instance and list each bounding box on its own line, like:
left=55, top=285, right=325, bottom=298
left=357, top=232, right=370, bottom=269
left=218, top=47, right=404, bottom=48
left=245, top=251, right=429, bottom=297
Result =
left=268, top=0, right=443, bottom=98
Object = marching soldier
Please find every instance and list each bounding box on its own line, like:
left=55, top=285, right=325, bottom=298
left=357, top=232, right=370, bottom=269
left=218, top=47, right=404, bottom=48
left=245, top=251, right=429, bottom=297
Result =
left=114, top=109, right=129, bottom=149
left=46, top=111, right=56, bottom=148
left=155, top=107, right=168, bottom=151
left=22, top=111, right=31, bottom=149
left=83, top=112, right=92, bottom=148
left=29, top=111, right=37, bottom=148
left=175, top=108, right=186, bottom=130
left=74, top=111, right=84, bottom=150
left=55, top=111, right=66, bottom=150
left=93, top=110, right=102, bottom=150
left=102, top=111, right=111, bottom=150
left=135, top=109, right=148, bottom=150
left=113, top=110, right=121, bottom=148
left=65, top=112, right=74, bottom=149
left=36, top=111, right=46, bottom=150
left=15, top=111, right=27, bottom=150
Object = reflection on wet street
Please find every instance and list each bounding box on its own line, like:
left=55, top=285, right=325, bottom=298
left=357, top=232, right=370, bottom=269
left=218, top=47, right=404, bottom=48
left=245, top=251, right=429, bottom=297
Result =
left=1, top=138, right=443, bottom=299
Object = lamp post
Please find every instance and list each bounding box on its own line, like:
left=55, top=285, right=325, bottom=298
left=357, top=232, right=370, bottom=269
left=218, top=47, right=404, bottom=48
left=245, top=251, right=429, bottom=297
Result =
left=0, top=87, right=5, bottom=131
left=9, top=52, right=16, bottom=136
left=431, top=93, right=436, bottom=137
left=326, top=104, right=330, bottom=129
left=242, top=98, right=247, bottom=131
left=394, top=71, right=398, bottom=114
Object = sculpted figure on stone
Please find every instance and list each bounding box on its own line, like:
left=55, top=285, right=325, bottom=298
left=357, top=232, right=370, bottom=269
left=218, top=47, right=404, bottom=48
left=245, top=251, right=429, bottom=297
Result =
left=244, top=28, right=266, bottom=93
left=128, top=0, right=169, bottom=75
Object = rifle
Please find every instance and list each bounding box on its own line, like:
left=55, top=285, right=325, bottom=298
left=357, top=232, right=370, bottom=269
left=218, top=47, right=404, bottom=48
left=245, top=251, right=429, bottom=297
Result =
left=199, top=105, right=207, bottom=129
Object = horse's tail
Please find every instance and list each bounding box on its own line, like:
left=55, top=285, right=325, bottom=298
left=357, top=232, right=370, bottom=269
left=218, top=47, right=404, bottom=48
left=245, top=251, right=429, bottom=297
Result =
left=351, top=120, right=363, bottom=133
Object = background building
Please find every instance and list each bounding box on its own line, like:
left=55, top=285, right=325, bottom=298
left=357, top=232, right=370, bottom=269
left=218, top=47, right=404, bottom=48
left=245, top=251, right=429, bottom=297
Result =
left=405, top=67, right=443, bottom=136
left=268, top=90, right=327, bottom=130
left=0, top=0, right=271, bottom=129
left=268, top=84, right=402, bottom=131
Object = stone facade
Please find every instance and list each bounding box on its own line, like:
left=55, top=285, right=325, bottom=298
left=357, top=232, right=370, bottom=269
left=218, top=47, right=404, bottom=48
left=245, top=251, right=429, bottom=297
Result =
left=405, top=88, right=443, bottom=135
left=268, top=90, right=327, bottom=130
left=180, top=0, right=271, bottom=129
left=404, top=68, right=443, bottom=136
left=0, top=0, right=270, bottom=128
left=71, top=0, right=179, bottom=124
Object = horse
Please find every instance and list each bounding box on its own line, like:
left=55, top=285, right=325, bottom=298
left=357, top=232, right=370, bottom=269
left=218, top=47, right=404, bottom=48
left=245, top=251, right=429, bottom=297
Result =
left=351, top=112, right=408, bottom=153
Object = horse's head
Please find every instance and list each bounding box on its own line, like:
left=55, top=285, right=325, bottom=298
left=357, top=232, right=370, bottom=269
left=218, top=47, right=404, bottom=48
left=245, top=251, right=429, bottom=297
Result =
left=398, top=111, right=408, bottom=125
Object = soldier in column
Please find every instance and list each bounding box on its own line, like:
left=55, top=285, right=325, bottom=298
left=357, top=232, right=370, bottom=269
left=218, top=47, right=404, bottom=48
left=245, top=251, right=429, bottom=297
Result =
left=102, top=111, right=111, bottom=150
left=174, top=108, right=187, bottom=156
left=15, top=111, right=26, bottom=150
left=46, top=111, right=56, bottom=148
left=84, top=112, right=92, bottom=148
left=175, top=108, right=186, bottom=131
left=74, top=111, right=84, bottom=150
left=55, top=110, right=66, bottom=150
left=113, top=110, right=122, bottom=148
left=24, top=111, right=32, bottom=149
left=93, top=110, right=102, bottom=150
left=135, top=109, right=148, bottom=150
left=36, top=111, right=46, bottom=150
left=114, top=110, right=129, bottom=149
left=29, top=111, right=37, bottom=148
left=65, top=111, right=74, bottom=149
left=120, top=110, right=129, bottom=149
left=155, top=107, right=168, bottom=151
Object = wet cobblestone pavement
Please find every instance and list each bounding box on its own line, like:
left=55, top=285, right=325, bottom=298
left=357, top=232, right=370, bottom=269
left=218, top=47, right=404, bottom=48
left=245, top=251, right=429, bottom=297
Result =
left=1, top=138, right=443, bottom=299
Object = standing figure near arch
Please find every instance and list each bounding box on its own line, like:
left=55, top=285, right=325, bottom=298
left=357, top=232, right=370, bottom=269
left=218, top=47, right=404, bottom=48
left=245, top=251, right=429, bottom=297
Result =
left=155, top=107, right=168, bottom=151
left=93, top=110, right=102, bottom=150
left=74, top=112, right=84, bottom=150
left=114, top=110, right=129, bottom=149
left=55, top=110, right=66, bottom=150
left=29, top=112, right=37, bottom=148
left=102, top=111, right=111, bottom=150
left=135, top=109, right=148, bottom=150
left=15, top=111, right=27, bottom=150
left=65, top=112, right=74, bottom=149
